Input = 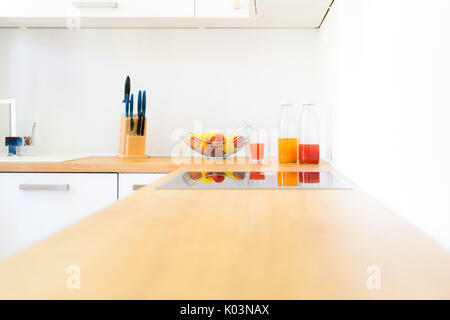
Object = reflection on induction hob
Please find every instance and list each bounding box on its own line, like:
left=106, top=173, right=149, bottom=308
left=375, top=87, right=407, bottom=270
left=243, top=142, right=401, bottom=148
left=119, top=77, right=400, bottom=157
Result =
left=156, top=171, right=351, bottom=189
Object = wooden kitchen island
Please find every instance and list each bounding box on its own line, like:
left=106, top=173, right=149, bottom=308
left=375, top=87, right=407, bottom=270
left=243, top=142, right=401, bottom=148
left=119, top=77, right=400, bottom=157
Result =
left=0, top=157, right=449, bottom=299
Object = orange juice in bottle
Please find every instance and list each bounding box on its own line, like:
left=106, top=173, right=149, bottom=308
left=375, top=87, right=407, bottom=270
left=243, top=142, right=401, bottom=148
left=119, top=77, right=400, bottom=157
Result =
left=278, top=138, right=297, bottom=163
left=277, top=171, right=298, bottom=187
left=278, top=103, right=298, bottom=163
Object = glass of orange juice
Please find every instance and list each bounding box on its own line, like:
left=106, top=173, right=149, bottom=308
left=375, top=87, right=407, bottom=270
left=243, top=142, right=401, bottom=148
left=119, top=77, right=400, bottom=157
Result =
left=249, top=129, right=266, bottom=163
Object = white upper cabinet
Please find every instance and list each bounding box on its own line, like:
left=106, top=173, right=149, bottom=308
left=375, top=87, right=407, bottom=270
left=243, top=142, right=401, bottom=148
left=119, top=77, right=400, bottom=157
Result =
left=72, top=0, right=195, bottom=18
left=0, top=0, right=195, bottom=18
left=0, top=0, right=332, bottom=28
left=196, top=0, right=255, bottom=18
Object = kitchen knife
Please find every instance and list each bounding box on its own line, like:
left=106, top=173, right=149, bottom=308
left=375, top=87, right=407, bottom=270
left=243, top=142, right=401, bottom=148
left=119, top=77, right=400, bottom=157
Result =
left=123, top=76, right=130, bottom=116
left=140, top=90, right=146, bottom=136
left=137, top=90, right=142, bottom=136
left=129, top=93, right=134, bottom=132
left=125, top=94, right=130, bottom=118
left=137, top=91, right=142, bottom=134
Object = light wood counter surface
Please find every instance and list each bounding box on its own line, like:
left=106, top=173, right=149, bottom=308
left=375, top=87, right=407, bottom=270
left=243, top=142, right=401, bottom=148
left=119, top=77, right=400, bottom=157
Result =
left=0, top=160, right=449, bottom=299
left=0, top=156, right=182, bottom=173
left=0, top=156, right=330, bottom=173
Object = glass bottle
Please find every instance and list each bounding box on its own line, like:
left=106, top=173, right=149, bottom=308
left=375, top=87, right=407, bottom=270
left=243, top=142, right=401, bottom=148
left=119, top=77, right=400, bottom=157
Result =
left=298, top=104, right=320, bottom=164
left=278, top=103, right=298, bottom=163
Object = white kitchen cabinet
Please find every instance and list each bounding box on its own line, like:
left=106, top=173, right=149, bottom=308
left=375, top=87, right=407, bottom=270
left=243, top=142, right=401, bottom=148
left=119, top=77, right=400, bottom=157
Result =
left=118, top=173, right=167, bottom=199
left=0, top=0, right=332, bottom=28
left=0, top=0, right=194, bottom=17
left=0, top=173, right=117, bottom=260
left=71, top=0, right=194, bottom=18
left=196, top=0, right=254, bottom=18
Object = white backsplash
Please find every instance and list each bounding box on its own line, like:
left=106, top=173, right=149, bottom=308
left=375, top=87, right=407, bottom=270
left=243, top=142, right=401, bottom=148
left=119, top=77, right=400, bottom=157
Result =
left=0, top=28, right=321, bottom=157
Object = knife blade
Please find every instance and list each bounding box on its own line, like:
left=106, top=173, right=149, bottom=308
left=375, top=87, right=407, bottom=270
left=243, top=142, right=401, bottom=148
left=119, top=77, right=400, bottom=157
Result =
left=137, top=90, right=142, bottom=136
left=123, top=76, right=130, bottom=101
left=140, top=90, right=146, bottom=136
left=129, top=93, right=134, bottom=132
left=123, top=76, right=130, bottom=116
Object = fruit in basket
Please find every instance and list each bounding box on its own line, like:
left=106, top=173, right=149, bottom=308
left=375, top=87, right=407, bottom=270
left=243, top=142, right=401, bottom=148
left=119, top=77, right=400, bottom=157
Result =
left=201, top=176, right=213, bottom=183
left=211, top=133, right=225, bottom=147
left=201, top=132, right=213, bottom=152
left=224, top=140, right=235, bottom=154
left=212, top=173, right=225, bottom=183
left=229, top=135, right=237, bottom=146
left=214, top=146, right=224, bottom=157
left=202, top=142, right=211, bottom=154
left=202, top=132, right=213, bottom=143
left=225, top=172, right=235, bottom=179
left=203, top=143, right=214, bottom=156
left=185, top=125, right=249, bottom=158
left=188, top=172, right=202, bottom=181
left=201, top=172, right=213, bottom=183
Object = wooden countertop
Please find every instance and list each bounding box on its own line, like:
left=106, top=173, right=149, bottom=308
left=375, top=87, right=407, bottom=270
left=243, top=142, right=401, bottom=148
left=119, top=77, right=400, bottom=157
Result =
left=0, top=156, right=181, bottom=173
left=0, top=156, right=330, bottom=173
left=0, top=161, right=449, bottom=299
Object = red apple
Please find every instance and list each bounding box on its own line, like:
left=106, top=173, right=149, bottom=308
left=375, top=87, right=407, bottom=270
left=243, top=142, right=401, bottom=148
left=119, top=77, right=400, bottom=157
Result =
left=203, top=143, right=214, bottom=156
left=212, top=173, right=225, bottom=183
left=211, top=133, right=225, bottom=147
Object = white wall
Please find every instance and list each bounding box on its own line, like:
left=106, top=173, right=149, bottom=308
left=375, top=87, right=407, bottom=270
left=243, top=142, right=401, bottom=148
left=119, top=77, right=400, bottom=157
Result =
left=320, top=0, right=450, bottom=249
left=0, top=28, right=319, bottom=156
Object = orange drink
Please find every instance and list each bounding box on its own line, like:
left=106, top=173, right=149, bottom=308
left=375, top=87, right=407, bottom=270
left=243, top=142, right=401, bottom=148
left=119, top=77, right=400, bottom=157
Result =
left=249, top=129, right=267, bottom=163
left=249, top=171, right=266, bottom=180
left=277, top=171, right=298, bottom=187
left=278, top=138, right=297, bottom=163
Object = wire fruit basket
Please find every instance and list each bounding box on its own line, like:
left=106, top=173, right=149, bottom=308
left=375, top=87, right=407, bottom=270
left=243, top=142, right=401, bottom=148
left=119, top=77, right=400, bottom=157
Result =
left=182, top=121, right=253, bottom=158
left=182, top=171, right=248, bottom=186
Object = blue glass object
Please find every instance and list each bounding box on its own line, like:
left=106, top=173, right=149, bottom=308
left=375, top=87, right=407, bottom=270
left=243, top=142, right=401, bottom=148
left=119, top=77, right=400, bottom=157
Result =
left=5, top=137, right=23, bottom=156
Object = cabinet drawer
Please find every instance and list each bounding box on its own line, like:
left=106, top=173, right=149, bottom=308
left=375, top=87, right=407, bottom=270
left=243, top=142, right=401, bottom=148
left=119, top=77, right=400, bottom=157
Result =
left=0, top=173, right=117, bottom=260
left=118, top=173, right=167, bottom=199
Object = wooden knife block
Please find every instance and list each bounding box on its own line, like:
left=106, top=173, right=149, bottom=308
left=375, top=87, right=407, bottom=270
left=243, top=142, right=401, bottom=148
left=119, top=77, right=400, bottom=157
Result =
left=117, top=115, right=150, bottom=159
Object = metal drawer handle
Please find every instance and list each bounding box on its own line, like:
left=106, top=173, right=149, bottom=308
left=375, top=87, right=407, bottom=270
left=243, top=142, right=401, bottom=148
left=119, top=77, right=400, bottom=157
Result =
left=19, top=184, right=70, bottom=191
left=132, top=184, right=146, bottom=191
left=72, top=1, right=118, bottom=8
